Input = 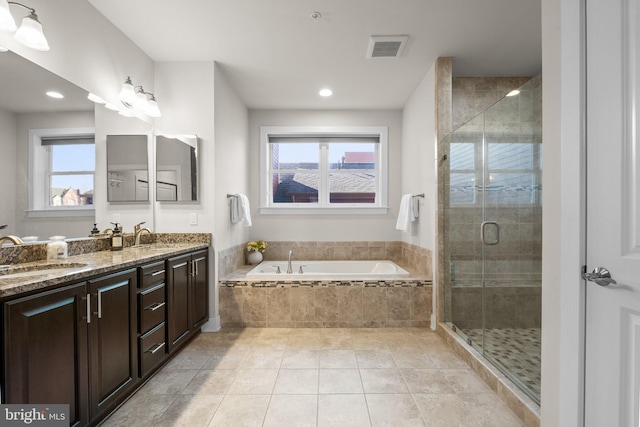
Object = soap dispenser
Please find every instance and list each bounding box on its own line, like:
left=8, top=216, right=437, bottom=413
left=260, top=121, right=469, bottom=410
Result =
left=111, top=223, right=123, bottom=251
left=90, top=223, right=100, bottom=236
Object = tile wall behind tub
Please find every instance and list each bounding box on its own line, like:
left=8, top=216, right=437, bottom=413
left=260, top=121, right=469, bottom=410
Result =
left=217, top=241, right=433, bottom=279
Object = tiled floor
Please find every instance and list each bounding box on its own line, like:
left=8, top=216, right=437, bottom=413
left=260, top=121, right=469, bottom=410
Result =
left=460, top=328, right=541, bottom=399
left=102, top=328, right=524, bottom=427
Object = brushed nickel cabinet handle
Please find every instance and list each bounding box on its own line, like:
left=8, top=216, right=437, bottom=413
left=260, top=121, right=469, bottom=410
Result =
left=145, top=342, right=165, bottom=354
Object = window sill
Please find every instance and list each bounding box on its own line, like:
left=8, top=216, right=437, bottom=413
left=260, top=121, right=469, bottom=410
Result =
left=260, top=206, right=389, bottom=215
left=27, top=208, right=95, bottom=218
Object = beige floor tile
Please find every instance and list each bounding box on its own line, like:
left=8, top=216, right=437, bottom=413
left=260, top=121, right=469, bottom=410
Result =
left=460, top=393, right=525, bottom=427
left=100, top=393, right=177, bottom=427
left=401, top=369, right=455, bottom=394
left=263, top=394, right=318, bottom=427
left=356, top=349, right=397, bottom=368
left=318, top=334, right=355, bottom=349
left=202, top=350, right=248, bottom=370
left=227, top=369, right=279, bottom=394
left=318, top=394, right=371, bottom=427
left=209, top=394, right=271, bottom=427
left=441, top=369, right=493, bottom=394
left=427, top=350, right=471, bottom=369
left=154, top=394, right=223, bottom=427
left=391, top=350, right=437, bottom=369
left=164, top=348, right=214, bottom=370
left=242, top=349, right=284, bottom=368
left=360, top=368, right=409, bottom=394
left=319, top=369, right=364, bottom=394
left=319, top=349, right=358, bottom=368
left=273, top=369, right=319, bottom=394
left=281, top=349, right=320, bottom=368
left=251, top=335, right=290, bottom=350
left=352, top=337, right=391, bottom=350
left=288, top=335, right=323, bottom=350
left=413, top=394, right=480, bottom=427
left=138, top=369, right=198, bottom=395
left=366, top=394, right=425, bottom=427
left=181, top=369, right=236, bottom=394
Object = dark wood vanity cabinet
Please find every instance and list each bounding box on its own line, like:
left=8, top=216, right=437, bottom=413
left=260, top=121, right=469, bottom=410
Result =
left=3, top=283, right=90, bottom=427
left=166, top=250, right=208, bottom=353
left=137, top=261, right=167, bottom=378
left=2, top=268, right=137, bottom=426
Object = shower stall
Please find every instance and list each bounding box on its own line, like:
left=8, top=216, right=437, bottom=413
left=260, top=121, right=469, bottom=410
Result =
left=441, top=77, right=542, bottom=403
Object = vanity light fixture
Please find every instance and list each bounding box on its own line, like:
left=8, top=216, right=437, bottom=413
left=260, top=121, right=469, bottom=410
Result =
left=0, top=1, right=49, bottom=51
left=0, top=44, right=7, bottom=52
left=118, top=76, right=161, bottom=117
left=87, top=93, right=105, bottom=104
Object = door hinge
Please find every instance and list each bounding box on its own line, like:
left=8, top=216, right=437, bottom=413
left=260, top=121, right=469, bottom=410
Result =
left=581, top=265, right=587, bottom=278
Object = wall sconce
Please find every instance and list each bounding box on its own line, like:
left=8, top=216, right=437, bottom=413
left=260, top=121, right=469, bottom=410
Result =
left=0, top=0, right=49, bottom=51
left=118, top=76, right=161, bottom=118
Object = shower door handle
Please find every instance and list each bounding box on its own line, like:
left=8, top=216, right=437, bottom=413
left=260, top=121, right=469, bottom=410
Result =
left=481, top=221, right=500, bottom=245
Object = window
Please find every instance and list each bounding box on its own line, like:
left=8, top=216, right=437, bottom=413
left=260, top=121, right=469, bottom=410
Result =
left=260, top=126, right=388, bottom=213
left=29, top=128, right=95, bottom=216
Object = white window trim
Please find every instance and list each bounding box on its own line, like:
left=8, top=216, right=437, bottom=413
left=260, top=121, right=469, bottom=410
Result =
left=259, top=126, right=389, bottom=215
left=28, top=127, right=95, bottom=217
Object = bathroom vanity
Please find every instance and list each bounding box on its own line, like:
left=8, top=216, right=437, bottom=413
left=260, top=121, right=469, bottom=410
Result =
left=0, top=241, right=209, bottom=426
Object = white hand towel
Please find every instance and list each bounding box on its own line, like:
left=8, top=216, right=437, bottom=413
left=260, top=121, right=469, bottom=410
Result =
left=396, top=194, right=412, bottom=231
left=230, top=196, right=240, bottom=224
left=411, top=196, right=420, bottom=220
left=237, top=193, right=252, bottom=227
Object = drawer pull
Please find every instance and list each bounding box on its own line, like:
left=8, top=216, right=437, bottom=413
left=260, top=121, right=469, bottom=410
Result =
left=145, top=302, right=165, bottom=312
left=145, top=342, right=165, bottom=354
left=145, top=270, right=165, bottom=277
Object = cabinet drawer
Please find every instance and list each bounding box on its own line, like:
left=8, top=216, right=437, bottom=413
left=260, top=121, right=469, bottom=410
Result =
left=139, top=284, right=165, bottom=333
left=139, top=261, right=165, bottom=289
left=139, top=323, right=166, bottom=377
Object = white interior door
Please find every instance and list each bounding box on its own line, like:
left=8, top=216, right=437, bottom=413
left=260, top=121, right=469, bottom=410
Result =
left=585, top=0, right=640, bottom=424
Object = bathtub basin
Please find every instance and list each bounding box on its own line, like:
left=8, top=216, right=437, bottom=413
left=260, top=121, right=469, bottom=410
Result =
left=246, top=260, right=411, bottom=281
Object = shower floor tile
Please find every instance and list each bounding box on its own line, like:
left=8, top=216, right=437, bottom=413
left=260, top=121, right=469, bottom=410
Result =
left=459, top=327, right=541, bottom=399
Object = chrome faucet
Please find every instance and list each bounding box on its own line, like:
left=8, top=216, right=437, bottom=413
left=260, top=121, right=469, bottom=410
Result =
left=287, top=250, right=293, bottom=274
left=134, top=222, right=152, bottom=246
left=0, top=235, right=23, bottom=246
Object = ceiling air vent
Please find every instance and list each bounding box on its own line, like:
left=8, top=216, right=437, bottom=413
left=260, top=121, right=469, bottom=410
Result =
left=366, top=35, right=409, bottom=58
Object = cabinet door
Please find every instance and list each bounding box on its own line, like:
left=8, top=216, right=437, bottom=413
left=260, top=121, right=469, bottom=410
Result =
left=87, top=269, right=137, bottom=420
left=191, top=250, right=209, bottom=329
left=166, top=254, right=191, bottom=353
left=3, top=283, right=89, bottom=427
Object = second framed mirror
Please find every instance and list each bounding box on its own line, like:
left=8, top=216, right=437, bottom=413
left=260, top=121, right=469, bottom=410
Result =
left=155, top=134, right=198, bottom=202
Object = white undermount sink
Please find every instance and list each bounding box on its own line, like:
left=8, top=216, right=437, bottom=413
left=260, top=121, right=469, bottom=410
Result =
left=0, top=262, right=90, bottom=279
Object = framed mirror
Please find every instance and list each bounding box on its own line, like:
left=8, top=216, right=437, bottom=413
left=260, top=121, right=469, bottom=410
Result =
left=106, top=134, right=149, bottom=202
left=155, top=134, right=198, bottom=202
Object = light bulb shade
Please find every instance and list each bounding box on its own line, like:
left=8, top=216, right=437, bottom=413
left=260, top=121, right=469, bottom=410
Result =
left=146, top=98, right=161, bottom=117
left=133, top=89, right=149, bottom=110
left=0, top=44, right=8, bottom=52
left=118, top=78, right=136, bottom=107
left=14, top=13, right=49, bottom=51
left=118, top=109, right=133, bottom=118
left=0, top=0, right=17, bottom=32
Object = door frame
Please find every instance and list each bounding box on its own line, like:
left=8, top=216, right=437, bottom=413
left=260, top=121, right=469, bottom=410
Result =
left=540, top=0, right=588, bottom=426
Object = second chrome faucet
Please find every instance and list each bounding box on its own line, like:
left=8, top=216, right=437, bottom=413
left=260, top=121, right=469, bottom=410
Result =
left=134, top=222, right=152, bottom=246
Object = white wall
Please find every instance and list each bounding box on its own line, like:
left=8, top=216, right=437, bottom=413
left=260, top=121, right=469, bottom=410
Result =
left=247, top=109, right=403, bottom=242
left=15, top=111, right=95, bottom=238
left=541, top=0, right=585, bottom=424
left=401, top=64, right=437, bottom=251
left=0, top=109, right=17, bottom=234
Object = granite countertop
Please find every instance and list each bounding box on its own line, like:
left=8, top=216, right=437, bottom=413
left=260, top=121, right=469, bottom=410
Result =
left=0, top=243, right=209, bottom=300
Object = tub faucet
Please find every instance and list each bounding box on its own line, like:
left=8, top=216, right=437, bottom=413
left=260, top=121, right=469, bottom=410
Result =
left=287, top=250, right=293, bottom=274
left=134, top=222, right=152, bottom=246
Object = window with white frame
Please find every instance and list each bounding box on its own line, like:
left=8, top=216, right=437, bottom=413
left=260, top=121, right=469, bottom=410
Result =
left=260, top=126, right=388, bottom=213
left=29, top=128, right=95, bottom=216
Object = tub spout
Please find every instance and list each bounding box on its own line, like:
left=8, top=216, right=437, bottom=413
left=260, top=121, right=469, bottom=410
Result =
left=287, top=250, right=293, bottom=274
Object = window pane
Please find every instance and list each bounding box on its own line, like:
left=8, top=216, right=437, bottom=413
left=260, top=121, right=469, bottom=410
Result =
left=52, top=144, right=95, bottom=172
left=450, top=143, right=475, bottom=170
left=328, top=143, right=375, bottom=170
left=487, top=173, right=536, bottom=204
left=50, top=175, right=94, bottom=206
left=329, top=172, right=376, bottom=203
left=271, top=143, right=318, bottom=170
left=449, top=173, right=476, bottom=205
left=271, top=173, right=318, bottom=203
left=488, top=143, right=533, bottom=169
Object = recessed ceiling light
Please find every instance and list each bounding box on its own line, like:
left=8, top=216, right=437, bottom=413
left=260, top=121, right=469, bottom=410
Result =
left=506, top=90, right=520, bottom=97
left=87, top=93, right=105, bottom=104
left=46, top=91, right=64, bottom=99
left=319, top=88, right=332, bottom=97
